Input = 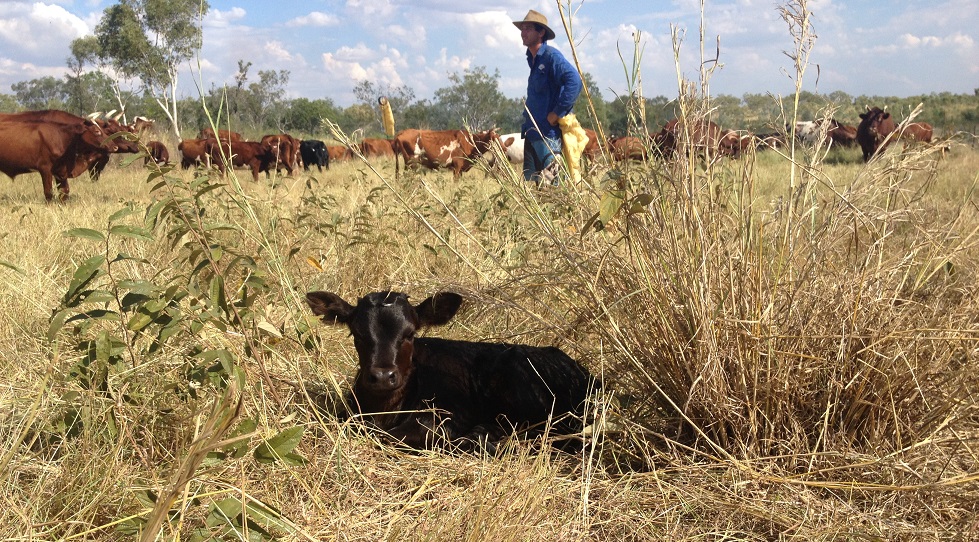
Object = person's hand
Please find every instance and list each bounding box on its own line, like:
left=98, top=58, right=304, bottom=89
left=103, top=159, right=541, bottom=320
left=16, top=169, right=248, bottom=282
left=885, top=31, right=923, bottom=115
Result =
left=547, top=112, right=559, bottom=126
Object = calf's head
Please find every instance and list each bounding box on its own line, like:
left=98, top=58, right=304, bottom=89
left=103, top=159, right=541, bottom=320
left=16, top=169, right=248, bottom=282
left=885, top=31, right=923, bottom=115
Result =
left=306, top=291, right=463, bottom=393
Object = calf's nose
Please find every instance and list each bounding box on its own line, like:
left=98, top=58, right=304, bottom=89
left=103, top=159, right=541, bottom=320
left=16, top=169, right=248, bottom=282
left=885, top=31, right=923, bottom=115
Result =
left=367, top=368, right=399, bottom=389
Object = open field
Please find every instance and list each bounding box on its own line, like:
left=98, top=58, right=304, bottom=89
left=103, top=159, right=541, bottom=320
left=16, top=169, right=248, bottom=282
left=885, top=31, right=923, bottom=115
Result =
left=1, top=130, right=978, bottom=540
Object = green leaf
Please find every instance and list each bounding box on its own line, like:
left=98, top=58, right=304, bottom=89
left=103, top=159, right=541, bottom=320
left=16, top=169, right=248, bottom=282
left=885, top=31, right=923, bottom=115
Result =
left=0, top=260, right=26, bottom=274
left=65, top=309, right=120, bottom=325
left=63, top=228, right=106, bottom=242
left=254, top=426, right=304, bottom=464
left=109, top=224, right=154, bottom=241
left=63, top=255, right=106, bottom=307
left=108, top=206, right=139, bottom=224
left=598, top=188, right=625, bottom=227
left=47, top=309, right=71, bottom=341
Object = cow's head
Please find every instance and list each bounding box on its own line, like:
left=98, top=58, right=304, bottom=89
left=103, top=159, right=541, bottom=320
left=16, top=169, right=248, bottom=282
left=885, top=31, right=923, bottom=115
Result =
left=79, top=120, right=119, bottom=153
left=471, top=128, right=500, bottom=153
left=306, top=291, right=463, bottom=394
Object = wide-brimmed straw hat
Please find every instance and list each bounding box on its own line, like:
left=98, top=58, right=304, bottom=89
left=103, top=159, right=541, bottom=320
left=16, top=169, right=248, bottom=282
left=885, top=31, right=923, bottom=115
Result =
left=513, top=10, right=556, bottom=41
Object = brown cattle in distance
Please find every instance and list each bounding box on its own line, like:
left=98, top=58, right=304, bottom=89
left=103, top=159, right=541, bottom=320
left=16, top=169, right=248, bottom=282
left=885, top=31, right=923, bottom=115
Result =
left=900, top=121, right=933, bottom=144
left=582, top=128, right=602, bottom=160
left=1, top=109, right=136, bottom=180
left=0, top=118, right=117, bottom=201
left=326, top=145, right=352, bottom=163
left=392, top=129, right=500, bottom=179
left=607, top=135, right=648, bottom=161
left=655, top=118, right=724, bottom=161
left=178, top=138, right=212, bottom=169
left=260, top=133, right=300, bottom=175
left=359, top=138, right=395, bottom=159
left=198, top=127, right=242, bottom=142
left=145, top=141, right=170, bottom=166
left=207, top=139, right=274, bottom=182
left=856, top=107, right=897, bottom=162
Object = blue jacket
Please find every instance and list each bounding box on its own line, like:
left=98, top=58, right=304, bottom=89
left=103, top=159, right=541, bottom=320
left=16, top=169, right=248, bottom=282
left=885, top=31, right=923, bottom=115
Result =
left=522, top=43, right=582, bottom=141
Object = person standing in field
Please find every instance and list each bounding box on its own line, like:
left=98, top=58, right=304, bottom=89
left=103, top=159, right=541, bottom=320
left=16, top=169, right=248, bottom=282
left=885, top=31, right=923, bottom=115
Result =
left=514, top=9, right=582, bottom=187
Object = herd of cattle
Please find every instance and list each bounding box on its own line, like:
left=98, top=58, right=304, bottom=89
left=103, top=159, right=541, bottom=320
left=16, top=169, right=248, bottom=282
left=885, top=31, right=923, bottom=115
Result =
left=0, top=106, right=938, bottom=202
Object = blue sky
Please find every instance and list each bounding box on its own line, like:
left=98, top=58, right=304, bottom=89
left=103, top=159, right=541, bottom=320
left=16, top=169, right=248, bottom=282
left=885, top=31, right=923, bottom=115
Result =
left=0, top=0, right=976, bottom=109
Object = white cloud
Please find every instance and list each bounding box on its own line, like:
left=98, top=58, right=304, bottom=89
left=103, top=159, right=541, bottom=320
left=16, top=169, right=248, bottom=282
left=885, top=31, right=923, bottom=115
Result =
left=0, top=2, right=88, bottom=63
left=287, top=12, right=339, bottom=28
left=206, top=7, right=247, bottom=28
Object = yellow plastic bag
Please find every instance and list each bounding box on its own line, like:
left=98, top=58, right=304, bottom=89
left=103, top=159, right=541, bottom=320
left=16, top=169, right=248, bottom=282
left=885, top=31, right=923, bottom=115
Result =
left=379, top=97, right=395, bottom=138
left=558, top=113, right=588, bottom=183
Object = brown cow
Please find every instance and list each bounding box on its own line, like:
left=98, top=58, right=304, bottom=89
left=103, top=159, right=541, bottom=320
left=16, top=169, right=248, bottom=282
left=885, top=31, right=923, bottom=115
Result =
left=392, top=129, right=500, bottom=179
left=607, top=135, right=648, bottom=162
left=0, top=109, right=137, bottom=180
left=130, top=116, right=155, bottom=135
left=326, top=145, right=352, bottom=163
left=198, top=127, right=242, bottom=142
left=359, top=138, right=395, bottom=159
left=582, top=128, right=602, bottom=160
left=259, top=133, right=299, bottom=175
left=207, top=139, right=274, bottom=182
left=655, top=118, right=724, bottom=161
left=900, top=121, right=933, bottom=144
left=178, top=138, right=212, bottom=169
left=145, top=141, right=170, bottom=166
left=718, top=130, right=755, bottom=159
left=0, top=118, right=117, bottom=201
left=856, top=107, right=897, bottom=162
left=826, top=120, right=858, bottom=148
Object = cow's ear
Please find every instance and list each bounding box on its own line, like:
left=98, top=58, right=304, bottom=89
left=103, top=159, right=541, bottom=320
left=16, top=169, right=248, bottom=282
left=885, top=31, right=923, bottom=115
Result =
left=882, top=112, right=890, bottom=119
left=306, top=291, right=355, bottom=325
left=415, top=292, right=463, bottom=327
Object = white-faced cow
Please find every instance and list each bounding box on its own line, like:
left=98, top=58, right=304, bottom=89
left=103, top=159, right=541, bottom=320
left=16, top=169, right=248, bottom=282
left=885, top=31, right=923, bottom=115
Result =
left=306, top=290, right=595, bottom=451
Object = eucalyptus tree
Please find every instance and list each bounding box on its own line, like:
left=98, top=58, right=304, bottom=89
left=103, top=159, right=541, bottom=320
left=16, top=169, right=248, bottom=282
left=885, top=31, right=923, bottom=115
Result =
left=80, top=0, right=209, bottom=137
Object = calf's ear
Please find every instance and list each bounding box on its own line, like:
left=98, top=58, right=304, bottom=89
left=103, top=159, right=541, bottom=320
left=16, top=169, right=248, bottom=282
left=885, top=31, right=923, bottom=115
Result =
left=305, top=291, right=354, bottom=324
left=415, top=292, right=463, bottom=327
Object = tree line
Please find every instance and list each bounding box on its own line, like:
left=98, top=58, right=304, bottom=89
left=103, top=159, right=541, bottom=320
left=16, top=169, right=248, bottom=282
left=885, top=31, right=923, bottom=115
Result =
left=4, top=67, right=978, bottom=141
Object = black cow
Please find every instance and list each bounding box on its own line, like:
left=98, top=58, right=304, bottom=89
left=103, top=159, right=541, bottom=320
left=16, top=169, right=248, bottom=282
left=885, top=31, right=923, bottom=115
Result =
left=305, top=290, right=595, bottom=451
left=856, top=106, right=897, bottom=162
left=300, top=139, right=330, bottom=172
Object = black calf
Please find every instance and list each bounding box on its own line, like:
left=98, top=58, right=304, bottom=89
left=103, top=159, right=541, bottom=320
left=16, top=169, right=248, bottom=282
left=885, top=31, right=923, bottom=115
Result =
left=305, top=290, right=594, bottom=450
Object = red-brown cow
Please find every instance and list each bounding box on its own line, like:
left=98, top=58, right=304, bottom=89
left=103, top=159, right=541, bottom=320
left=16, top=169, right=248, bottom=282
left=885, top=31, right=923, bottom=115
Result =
left=359, top=138, right=395, bottom=159
left=207, top=139, right=274, bottom=182
left=0, top=109, right=136, bottom=180
left=306, top=290, right=595, bottom=451
left=259, top=133, right=299, bottom=175
left=87, top=114, right=141, bottom=179
left=0, top=118, right=117, bottom=201
left=198, top=127, right=242, bottom=142
left=326, top=145, right=352, bottom=163
left=856, top=107, right=897, bottom=162
left=900, top=122, right=933, bottom=144
left=827, top=120, right=858, bottom=148
left=178, top=138, right=211, bottom=169
left=392, top=129, right=500, bottom=179
left=607, top=135, right=648, bottom=162
left=145, top=141, right=170, bottom=166
left=582, top=128, right=602, bottom=160
left=655, top=118, right=724, bottom=160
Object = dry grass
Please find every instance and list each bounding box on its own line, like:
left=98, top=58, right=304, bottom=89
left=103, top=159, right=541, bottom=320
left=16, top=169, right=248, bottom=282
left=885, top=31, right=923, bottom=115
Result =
left=0, top=127, right=977, bottom=540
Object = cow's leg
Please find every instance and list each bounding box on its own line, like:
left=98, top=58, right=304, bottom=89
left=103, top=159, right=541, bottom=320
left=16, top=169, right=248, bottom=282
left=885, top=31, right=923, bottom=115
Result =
left=40, top=172, right=55, bottom=202
left=55, top=175, right=70, bottom=202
